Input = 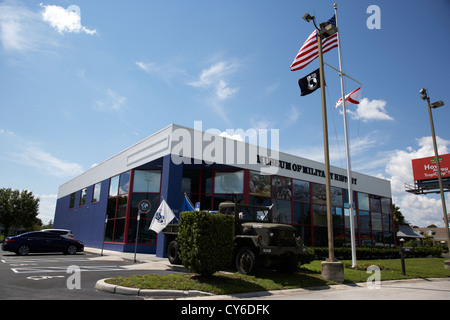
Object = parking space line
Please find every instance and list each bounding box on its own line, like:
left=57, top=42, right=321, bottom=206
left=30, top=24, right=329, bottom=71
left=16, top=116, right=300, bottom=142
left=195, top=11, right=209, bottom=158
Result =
left=11, top=265, right=129, bottom=274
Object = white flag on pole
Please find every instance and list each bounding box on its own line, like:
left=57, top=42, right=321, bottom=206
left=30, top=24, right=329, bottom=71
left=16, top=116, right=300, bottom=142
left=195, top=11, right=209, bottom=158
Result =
left=149, top=199, right=175, bottom=233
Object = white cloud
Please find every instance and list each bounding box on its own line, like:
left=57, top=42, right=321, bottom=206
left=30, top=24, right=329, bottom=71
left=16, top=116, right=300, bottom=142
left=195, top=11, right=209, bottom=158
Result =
left=9, top=146, right=83, bottom=178
left=188, top=60, right=240, bottom=125
left=94, top=89, right=127, bottom=112
left=41, top=4, right=96, bottom=35
left=0, top=1, right=54, bottom=52
left=188, top=61, right=239, bottom=100
left=345, top=98, right=394, bottom=122
left=136, top=61, right=186, bottom=85
left=216, top=79, right=238, bottom=100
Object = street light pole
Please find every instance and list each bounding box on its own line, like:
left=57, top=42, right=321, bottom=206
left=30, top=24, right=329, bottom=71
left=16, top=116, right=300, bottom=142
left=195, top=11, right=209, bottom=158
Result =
left=420, top=89, right=450, bottom=254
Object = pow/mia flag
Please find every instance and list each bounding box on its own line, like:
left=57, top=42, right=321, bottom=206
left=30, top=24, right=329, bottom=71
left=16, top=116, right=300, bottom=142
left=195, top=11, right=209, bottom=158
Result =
left=298, top=68, right=321, bottom=96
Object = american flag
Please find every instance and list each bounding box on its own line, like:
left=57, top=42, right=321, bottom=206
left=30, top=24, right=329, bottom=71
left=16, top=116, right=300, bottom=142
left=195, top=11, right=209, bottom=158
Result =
left=290, top=15, right=338, bottom=71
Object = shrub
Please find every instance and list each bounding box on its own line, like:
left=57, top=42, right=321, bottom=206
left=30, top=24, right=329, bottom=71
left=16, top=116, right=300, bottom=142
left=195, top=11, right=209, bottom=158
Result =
left=298, top=247, right=315, bottom=266
left=177, top=211, right=235, bottom=276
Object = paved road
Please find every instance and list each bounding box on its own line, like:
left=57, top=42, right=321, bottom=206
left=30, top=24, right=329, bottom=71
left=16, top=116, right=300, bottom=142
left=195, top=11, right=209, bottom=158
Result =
left=0, top=248, right=178, bottom=300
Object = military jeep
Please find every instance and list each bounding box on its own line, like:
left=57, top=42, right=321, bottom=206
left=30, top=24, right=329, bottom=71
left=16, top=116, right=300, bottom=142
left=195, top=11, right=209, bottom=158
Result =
left=162, top=201, right=306, bottom=275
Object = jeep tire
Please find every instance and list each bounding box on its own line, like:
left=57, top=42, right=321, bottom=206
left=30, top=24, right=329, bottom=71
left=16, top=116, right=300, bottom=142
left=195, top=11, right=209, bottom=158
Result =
left=236, top=247, right=258, bottom=275
left=167, top=240, right=182, bottom=265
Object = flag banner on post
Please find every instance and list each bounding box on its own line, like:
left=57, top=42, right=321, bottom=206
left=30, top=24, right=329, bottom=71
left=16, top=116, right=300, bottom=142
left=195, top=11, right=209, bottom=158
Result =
left=290, top=15, right=338, bottom=71
left=334, top=87, right=362, bottom=109
left=182, top=194, right=195, bottom=211
left=298, top=68, right=321, bottom=96
left=149, top=199, right=175, bottom=233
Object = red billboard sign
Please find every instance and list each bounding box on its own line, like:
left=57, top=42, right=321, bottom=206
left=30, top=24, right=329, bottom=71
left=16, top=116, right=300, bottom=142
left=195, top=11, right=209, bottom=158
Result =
left=412, top=154, right=450, bottom=181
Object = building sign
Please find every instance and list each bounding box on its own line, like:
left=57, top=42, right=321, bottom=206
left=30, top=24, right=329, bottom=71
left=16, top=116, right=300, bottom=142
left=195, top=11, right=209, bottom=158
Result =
left=257, top=155, right=357, bottom=185
left=411, top=154, right=450, bottom=181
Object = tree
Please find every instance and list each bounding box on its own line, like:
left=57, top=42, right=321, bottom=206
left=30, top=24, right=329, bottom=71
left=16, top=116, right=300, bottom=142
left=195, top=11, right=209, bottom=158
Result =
left=392, top=203, right=405, bottom=232
left=0, top=188, right=40, bottom=237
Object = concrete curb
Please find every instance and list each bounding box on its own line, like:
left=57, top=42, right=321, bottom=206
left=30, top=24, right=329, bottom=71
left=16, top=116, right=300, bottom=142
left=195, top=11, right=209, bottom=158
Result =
left=95, top=278, right=213, bottom=299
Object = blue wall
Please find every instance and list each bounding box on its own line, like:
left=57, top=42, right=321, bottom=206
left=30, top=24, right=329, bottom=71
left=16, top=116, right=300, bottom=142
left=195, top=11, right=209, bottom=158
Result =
left=54, top=179, right=109, bottom=249
left=156, top=154, right=183, bottom=257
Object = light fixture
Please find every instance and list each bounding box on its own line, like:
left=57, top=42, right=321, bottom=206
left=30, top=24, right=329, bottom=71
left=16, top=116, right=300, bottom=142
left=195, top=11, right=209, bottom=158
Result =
left=302, top=13, right=314, bottom=23
left=431, top=100, right=444, bottom=109
left=420, top=88, right=428, bottom=101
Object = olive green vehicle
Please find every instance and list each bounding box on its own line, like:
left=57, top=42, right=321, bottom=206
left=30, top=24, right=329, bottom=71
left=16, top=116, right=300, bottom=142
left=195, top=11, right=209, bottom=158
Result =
left=162, top=202, right=307, bottom=275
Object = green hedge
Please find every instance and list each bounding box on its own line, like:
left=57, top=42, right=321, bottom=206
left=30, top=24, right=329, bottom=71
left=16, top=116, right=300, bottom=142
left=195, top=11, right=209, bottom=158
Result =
left=311, top=246, right=444, bottom=260
left=177, top=210, right=235, bottom=276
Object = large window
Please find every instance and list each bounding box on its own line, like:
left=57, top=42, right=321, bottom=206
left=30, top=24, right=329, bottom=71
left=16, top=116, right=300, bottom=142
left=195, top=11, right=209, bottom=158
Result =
left=105, top=171, right=130, bottom=243
left=127, top=170, right=161, bottom=245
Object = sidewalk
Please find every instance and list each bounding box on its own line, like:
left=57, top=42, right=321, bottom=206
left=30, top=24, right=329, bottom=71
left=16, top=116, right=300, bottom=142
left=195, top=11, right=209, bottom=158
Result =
left=84, top=246, right=170, bottom=264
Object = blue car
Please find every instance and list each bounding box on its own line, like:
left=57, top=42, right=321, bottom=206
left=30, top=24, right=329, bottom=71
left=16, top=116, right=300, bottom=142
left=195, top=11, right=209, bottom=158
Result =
left=2, top=231, right=84, bottom=256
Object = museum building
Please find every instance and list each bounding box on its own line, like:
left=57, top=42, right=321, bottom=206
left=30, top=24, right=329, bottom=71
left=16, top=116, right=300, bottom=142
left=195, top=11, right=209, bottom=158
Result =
left=54, top=124, right=394, bottom=257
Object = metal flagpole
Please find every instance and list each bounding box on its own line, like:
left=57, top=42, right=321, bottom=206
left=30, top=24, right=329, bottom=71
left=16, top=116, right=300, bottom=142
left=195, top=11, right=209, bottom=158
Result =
left=334, top=3, right=357, bottom=268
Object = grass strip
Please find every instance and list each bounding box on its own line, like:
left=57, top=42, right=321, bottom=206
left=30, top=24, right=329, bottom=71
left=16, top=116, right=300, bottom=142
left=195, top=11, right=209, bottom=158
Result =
left=105, top=258, right=449, bottom=295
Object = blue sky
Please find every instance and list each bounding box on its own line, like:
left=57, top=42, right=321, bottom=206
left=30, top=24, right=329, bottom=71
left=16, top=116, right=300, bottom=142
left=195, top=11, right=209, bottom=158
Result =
left=1, top=0, right=449, bottom=228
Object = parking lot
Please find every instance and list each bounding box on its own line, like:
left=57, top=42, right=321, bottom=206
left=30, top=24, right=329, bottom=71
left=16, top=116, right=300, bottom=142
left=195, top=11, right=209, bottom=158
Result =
left=0, top=248, right=177, bottom=300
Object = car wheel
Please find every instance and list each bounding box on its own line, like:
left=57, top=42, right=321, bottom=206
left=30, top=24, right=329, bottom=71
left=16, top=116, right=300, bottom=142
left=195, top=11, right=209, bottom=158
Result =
left=236, top=247, right=258, bottom=275
left=66, top=245, right=77, bottom=255
left=17, top=245, right=30, bottom=256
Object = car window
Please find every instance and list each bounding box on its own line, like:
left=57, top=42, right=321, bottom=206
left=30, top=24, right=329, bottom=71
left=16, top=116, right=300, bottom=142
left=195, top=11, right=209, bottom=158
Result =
left=27, top=232, right=46, bottom=238
left=42, top=232, right=61, bottom=239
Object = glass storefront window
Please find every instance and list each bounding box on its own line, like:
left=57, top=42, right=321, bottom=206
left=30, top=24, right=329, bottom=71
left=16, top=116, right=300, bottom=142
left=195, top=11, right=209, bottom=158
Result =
left=293, top=180, right=309, bottom=202
left=181, top=170, right=200, bottom=194
left=272, top=199, right=291, bottom=224
left=113, top=219, right=125, bottom=242
left=358, top=193, right=370, bottom=211
left=312, top=183, right=326, bottom=205
left=133, top=170, right=161, bottom=193
left=272, top=176, right=292, bottom=200
left=382, top=214, right=392, bottom=231
left=360, top=229, right=372, bottom=247
left=293, top=202, right=310, bottom=225
left=371, top=212, right=383, bottom=231
left=130, top=193, right=160, bottom=218
left=119, top=171, right=130, bottom=195
left=249, top=171, right=271, bottom=197
left=359, top=210, right=371, bottom=229
left=106, top=172, right=130, bottom=243
left=313, top=205, right=327, bottom=226
left=116, top=195, right=128, bottom=218
left=331, top=187, right=343, bottom=207
left=127, top=219, right=157, bottom=244
left=313, top=227, right=328, bottom=247
left=381, top=197, right=392, bottom=214
left=370, top=195, right=381, bottom=213
left=343, top=189, right=356, bottom=209
left=214, top=171, right=243, bottom=193
left=373, top=231, right=384, bottom=247
left=333, top=207, right=344, bottom=227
